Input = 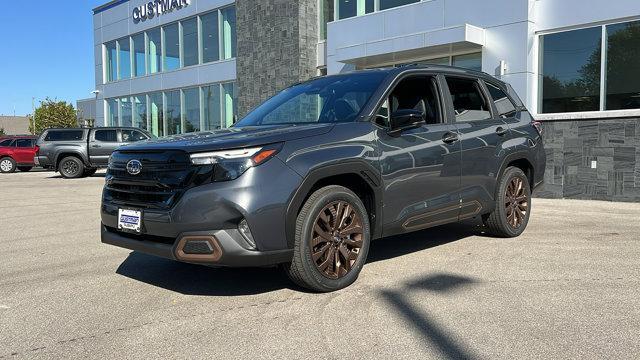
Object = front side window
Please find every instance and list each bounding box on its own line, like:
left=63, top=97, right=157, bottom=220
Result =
left=376, top=76, right=441, bottom=127
left=540, top=27, right=602, bottom=113
left=16, top=139, right=34, bottom=148
left=0, top=139, right=14, bottom=147
left=337, top=0, right=374, bottom=19
left=182, top=18, right=199, bottom=67
left=163, top=23, right=180, bottom=71
left=606, top=20, right=640, bottom=110
left=121, top=130, right=148, bottom=142
left=236, top=72, right=387, bottom=126
left=446, top=77, right=492, bottom=122
left=486, top=82, right=517, bottom=118
left=94, top=130, right=118, bottom=142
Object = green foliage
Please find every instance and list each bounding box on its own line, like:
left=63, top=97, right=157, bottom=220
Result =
left=0, top=128, right=5, bottom=137
left=29, top=98, right=78, bottom=135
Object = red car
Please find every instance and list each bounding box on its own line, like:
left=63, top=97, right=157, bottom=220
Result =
left=0, top=135, right=38, bottom=173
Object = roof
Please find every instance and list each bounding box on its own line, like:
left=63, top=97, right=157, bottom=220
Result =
left=93, top=0, right=129, bottom=15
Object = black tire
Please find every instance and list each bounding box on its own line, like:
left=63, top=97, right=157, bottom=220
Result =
left=284, top=185, right=371, bottom=292
left=83, top=168, right=98, bottom=177
left=484, top=167, right=532, bottom=237
left=58, top=156, right=85, bottom=179
left=18, top=166, right=33, bottom=172
left=0, top=157, right=16, bottom=173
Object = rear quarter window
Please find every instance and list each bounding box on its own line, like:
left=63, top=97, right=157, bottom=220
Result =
left=0, top=139, right=14, bottom=147
left=44, top=130, right=84, bottom=141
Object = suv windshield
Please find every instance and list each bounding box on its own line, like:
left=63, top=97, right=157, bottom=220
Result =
left=235, top=72, right=388, bottom=127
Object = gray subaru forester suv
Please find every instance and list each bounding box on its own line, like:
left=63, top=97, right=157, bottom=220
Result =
left=101, top=65, right=546, bottom=292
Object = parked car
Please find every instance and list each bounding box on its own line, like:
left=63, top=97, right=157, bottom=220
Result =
left=0, top=135, right=38, bottom=173
left=101, top=66, right=546, bottom=292
left=35, top=127, right=152, bottom=178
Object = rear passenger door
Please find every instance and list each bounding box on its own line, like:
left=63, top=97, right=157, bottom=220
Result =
left=89, top=129, right=119, bottom=166
left=443, top=76, right=509, bottom=218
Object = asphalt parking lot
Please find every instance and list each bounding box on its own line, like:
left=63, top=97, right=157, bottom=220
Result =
left=1, top=171, right=639, bottom=359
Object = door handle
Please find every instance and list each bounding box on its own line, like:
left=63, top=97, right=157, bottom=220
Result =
left=442, top=131, right=459, bottom=144
left=496, top=127, right=508, bottom=136
left=92, top=145, right=101, bottom=148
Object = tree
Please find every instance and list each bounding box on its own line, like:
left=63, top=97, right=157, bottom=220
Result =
left=0, top=128, right=5, bottom=137
left=29, top=98, right=78, bottom=135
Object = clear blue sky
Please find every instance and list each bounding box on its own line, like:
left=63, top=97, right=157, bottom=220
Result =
left=0, top=0, right=106, bottom=116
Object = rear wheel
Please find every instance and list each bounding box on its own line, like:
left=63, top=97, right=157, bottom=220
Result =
left=58, top=156, right=85, bottom=179
left=484, top=167, right=531, bottom=237
left=284, top=185, right=371, bottom=292
left=18, top=166, right=33, bottom=172
left=0, top=157, right=16, bottom=173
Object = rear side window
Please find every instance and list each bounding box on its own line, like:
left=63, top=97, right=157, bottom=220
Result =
left=16, top=139, right=34, bottom=148
left=446, top=77, right=492, bottom=122
left=0, top=139, right=13, bottom=147
left=44, top=130, right=84, bottom=141
left=94, top=130, right=118, bottom=142
left=486, top=82, right=517, bottom=118
left=121, top=130, right=148, bottom=143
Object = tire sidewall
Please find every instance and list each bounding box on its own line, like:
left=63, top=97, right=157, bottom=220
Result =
left=495, top=168, right=532, bottom=237
left=0, top=157, right=16, bottom=173
left=59, top=157, right=84, bottom=179
left=296, top=187, right=371, bottom=292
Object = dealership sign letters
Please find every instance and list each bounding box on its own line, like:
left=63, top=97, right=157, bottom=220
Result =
left=133, top=0, right=190, bottom=23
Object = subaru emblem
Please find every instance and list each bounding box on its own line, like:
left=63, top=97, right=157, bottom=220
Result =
left=126, top=159, right=142, bottom=175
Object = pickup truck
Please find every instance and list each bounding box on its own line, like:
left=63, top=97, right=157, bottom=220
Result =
left=35, top=127, right=152, bottom=178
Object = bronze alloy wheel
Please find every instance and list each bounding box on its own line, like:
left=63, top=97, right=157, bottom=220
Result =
left=311, top=201, right=364, bottom=279
left=505, top=176, right=528, bottom=229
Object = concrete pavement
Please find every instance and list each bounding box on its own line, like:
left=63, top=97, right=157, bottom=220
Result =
left=1, top=171, right=639, bottom=359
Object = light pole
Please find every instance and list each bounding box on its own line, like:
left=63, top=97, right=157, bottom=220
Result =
left=31, top=97, right=36, bottom=135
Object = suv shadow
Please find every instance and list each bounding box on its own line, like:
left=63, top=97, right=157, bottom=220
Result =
left=116, top=219, right=484, bottom=296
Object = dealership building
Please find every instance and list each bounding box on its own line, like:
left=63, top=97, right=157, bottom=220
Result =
left=92, top=0, right=640, bottom=201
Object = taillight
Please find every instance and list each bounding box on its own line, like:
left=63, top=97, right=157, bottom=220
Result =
left=532, top=121, right=543, bottom=135
left=34, top=145, right=40, bottom=155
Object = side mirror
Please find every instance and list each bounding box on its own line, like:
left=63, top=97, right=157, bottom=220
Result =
left=389, top=109, right=424, bottom=134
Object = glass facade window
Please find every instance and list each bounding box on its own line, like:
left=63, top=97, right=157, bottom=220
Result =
left=106, top=99, right=118, bottom=126
left=380, top=0, right=420, bottom=10
left=117, top=38, right=131, bottom=79
left=163, top=23, right=180, bottom=71
left=320, top=0, right=334, bottom=40
left=149, top=92, right=164, bottom=137
left=165, top=90, right=182, bottom=135
left=132, top=33, right=146, bottom=77
left=540, top=27, right=602, bottom=114
left=120, top=97, right=133, bottom=127
left=452, top=53, right=482, bottom=72
left=201, top=12, right=220, bottom=63
left=132, top=95, right=147, bottom=130
left=338, top=0, right=374, bottom=19
left=147, top=28, right=162, bottom=74
left=182, top=18, right=199, bottom=67
left=221, top=7, right=237, bottom=60
left=105, top=41, right=117, bottom=82
left=606, top=21, right=640, bottom=110
left=222, top=82, right=237, bottom=127
left=183, top=88, right=201, bottom=132
left=203, top=85, right=222, bottom=130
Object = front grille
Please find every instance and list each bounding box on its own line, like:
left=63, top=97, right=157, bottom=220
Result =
left=103, top=150, right=211, bottom=209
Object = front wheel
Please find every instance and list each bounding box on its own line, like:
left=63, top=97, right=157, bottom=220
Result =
left=0, top=157, right=16, bottom=173
left=284, top=185, right=371, bottom=292
left=58, top=156, right=85, bottom=179
left=484, top=167, right=532, bottom=237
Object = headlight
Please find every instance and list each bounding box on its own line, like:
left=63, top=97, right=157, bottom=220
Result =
left=189, top=144, right=281, bottom=181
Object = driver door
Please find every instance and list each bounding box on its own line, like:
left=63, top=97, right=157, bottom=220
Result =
left=375, top=74, right=462, bottom=237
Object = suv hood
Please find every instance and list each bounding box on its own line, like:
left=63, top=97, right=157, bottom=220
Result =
left=118, top=124, right=334, bottom=153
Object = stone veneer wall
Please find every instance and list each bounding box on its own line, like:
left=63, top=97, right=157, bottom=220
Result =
left=235, top=0, right=319, bottom=118
left=535, top=118, right=640, bottom=202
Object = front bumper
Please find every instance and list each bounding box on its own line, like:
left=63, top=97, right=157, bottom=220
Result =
left=101, top=225, right=293, bottom=267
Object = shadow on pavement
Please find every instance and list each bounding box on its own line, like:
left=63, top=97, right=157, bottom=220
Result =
left=116, top=252, right=295, bottom=296
left=47, top=172, right=106, bottom=179
left=381, top=273, right=480, bottom=359
left=368, top=218, right=485, bottom=263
